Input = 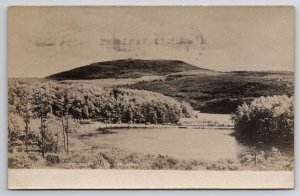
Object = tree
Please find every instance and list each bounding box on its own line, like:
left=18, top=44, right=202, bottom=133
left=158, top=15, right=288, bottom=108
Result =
left=52, top=88, right=74, bottom=153
left=20, top=91, right=31, bottom=153
left=232, top=95, right=294, bottom=147
left=31, top=87, right=51, bottom=157
left=180, top=101, right=194, bottom=118
left=12, top=85, right=33, bottom=153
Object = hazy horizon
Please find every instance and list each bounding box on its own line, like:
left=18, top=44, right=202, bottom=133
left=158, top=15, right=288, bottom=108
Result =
left=7, top=58, right=295, bottom=79
left=8, top=6, right=294, bottom=78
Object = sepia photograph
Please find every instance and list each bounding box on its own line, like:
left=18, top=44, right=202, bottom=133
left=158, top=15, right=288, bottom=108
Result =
left=7, top=6, right=294, bottom=189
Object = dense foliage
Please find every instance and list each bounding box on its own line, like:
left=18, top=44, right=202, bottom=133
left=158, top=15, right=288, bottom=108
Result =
left=126, top=72, right=294, bottom=114
left=231, top=95, right=294, bottom=147
left=9, top=79, right=193, bottom=124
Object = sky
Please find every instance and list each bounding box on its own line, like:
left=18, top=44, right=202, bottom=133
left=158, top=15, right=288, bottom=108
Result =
left=8, top=6, right=294, bottom=78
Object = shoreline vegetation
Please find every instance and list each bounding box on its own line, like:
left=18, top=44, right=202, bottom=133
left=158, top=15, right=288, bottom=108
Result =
left=8, top=117, right=294, bottom=171
left=9, top=128, right=294, bottom=170
left=80, top=122, right=234, bottom=130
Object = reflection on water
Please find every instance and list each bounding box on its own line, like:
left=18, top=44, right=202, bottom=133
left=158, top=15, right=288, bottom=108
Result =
left=84, top=128, right=246, bottom=162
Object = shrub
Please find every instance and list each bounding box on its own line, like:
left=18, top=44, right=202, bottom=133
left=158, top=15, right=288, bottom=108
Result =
left=232, top=95, right=294, bottom=147
left=8, top=150, right=32, bottom=168
left=46, top=154, right=60, bottom=166
left=151, top=155, right=181, bottom=169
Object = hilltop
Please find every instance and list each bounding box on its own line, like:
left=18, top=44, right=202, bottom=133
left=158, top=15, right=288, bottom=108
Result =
left=46, top=59, right=210, bottom=80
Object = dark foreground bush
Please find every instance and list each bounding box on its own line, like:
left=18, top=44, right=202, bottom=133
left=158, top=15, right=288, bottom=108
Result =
left=46, top=154, right=60, bottom=166
left=8, top=150, right=44, bottom=169
left=232, top=95, right=294, bottom=147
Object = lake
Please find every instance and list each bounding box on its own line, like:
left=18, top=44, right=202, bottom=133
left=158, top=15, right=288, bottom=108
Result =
left=82, top=128, right=246, bottom=162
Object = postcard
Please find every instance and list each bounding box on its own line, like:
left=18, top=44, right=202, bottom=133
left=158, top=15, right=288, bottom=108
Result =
left=8, top=6, right=294, bottom=189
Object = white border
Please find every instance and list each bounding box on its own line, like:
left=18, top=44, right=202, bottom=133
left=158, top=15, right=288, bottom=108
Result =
left=8, top=170, right=294, bottom=189
left=1, top=0, right=299, bottom=194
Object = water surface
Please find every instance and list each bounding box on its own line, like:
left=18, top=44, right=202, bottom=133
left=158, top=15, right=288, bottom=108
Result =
left=83, top=128, right=245, bottom=161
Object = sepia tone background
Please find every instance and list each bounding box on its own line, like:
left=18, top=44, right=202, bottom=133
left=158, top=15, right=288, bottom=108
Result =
left=5, top=3, right=293, bottom=190
left=8, top=6, right=294, bottom=78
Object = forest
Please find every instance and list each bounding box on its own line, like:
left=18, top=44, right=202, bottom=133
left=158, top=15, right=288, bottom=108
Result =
left=8, top=78, right=194, bottom=161
left=9, top=79, right=193, bottom=123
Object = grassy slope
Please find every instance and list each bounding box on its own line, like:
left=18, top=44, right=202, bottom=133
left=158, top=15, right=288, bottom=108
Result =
left=124, top=71, right=294, bottom=114
left=46, top=59, right=207, bottom=79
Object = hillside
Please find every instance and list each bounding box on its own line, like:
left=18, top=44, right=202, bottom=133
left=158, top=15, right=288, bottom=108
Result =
left=124, top=71, right=294, bottom=114
left=46, top=59, right=208, bottom=79
left=45, top=58, right=294, bottom=114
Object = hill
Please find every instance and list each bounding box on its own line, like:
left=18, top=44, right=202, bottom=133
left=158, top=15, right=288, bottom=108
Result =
left=45, top=58, right=294, bottom=114
left=124, top=71, right=294, bottom=114
left=46, top=59, right=208, bottom=79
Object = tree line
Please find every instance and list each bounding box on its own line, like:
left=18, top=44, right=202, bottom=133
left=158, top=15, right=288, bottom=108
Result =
left=8, top=79, right=194, bottom=157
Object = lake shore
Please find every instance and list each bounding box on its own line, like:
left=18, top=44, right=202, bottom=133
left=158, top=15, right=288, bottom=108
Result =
left=9, top=135, right=294, bottom=171
left=7, top=111, right=293, bottom=171
left=79, top=121, right=234, bottom=132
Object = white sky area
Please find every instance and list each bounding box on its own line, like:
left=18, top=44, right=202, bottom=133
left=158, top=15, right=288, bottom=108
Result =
left=8, top=6, right=294, bottom=78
